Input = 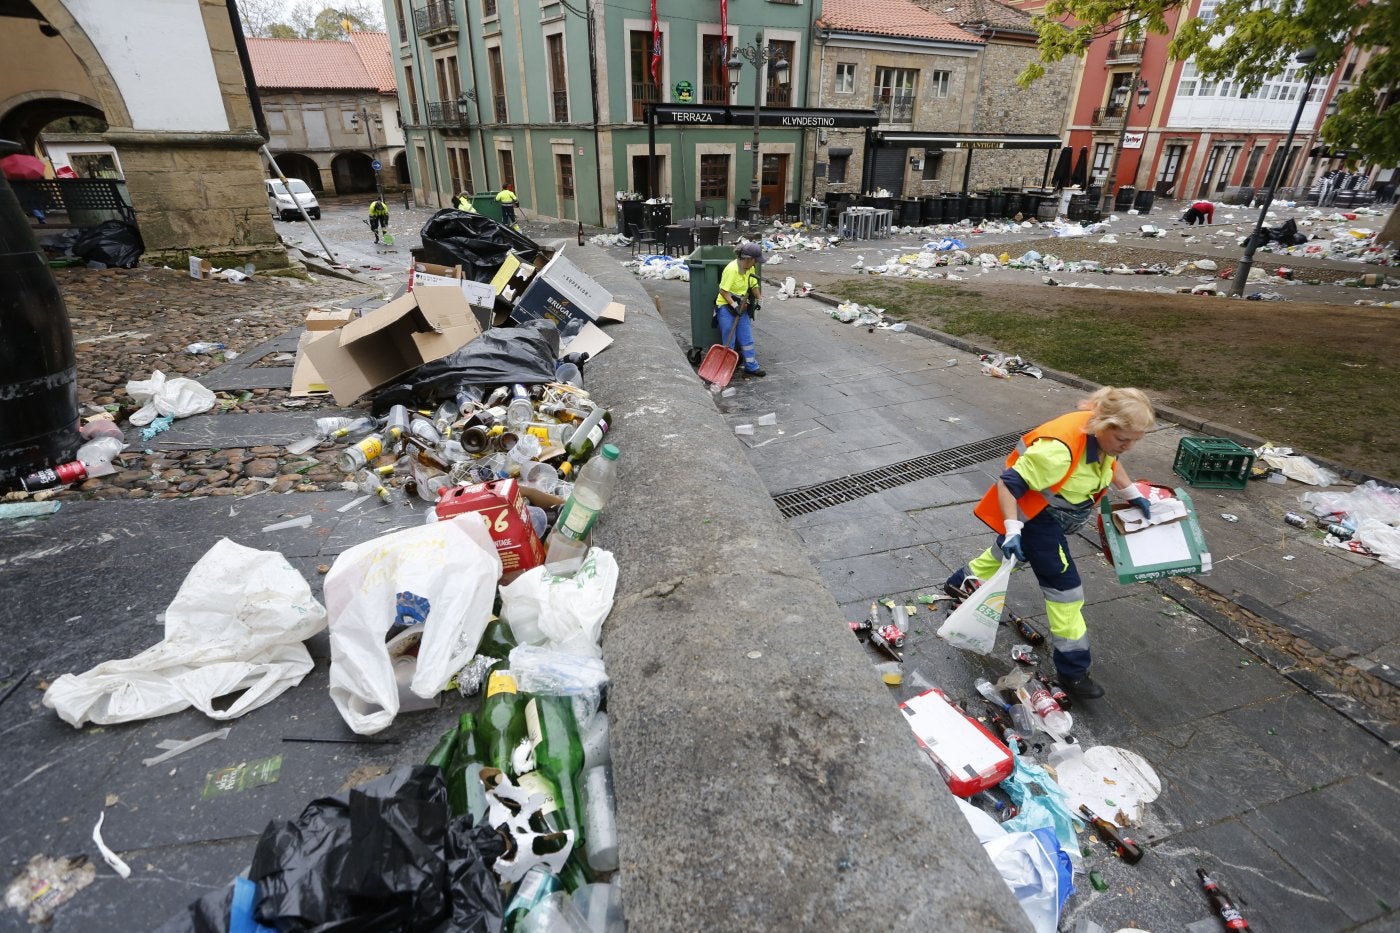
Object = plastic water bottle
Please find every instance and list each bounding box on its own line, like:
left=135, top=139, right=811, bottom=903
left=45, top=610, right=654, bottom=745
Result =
left=1016, top=683, right=1073, bottom=738
left=582, top=765, right=619, bottom=872
left=544, top=444, right=620, bottom=575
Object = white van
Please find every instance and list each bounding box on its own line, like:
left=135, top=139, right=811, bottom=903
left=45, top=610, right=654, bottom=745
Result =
left=266, top=178, right=321, bottom=220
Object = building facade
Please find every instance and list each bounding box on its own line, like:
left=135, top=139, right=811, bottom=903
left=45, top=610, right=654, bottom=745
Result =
left=247, top=32, right=406, bottom=198
left=1012, top=0, right=1344, bottom=206
left=0, top=0, right=285, bottom=266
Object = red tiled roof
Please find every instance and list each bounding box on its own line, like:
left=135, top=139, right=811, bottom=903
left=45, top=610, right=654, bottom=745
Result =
left=818, top=0, right=984, bottom=43
left=246, top=36, right=377, bottom=91
left=913, top=0, right=1034, bottom=31
left=348, top=31, right=397, bottom=94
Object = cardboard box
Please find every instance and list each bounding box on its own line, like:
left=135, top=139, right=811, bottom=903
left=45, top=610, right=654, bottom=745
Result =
left=410, top=262, right=498, bottom=330
left=1098, top=486, right=1211, bottom=583
left=305, top=309, right=355, bottom=331
left=188, top=256, right=212, bottom=280
left=433, top=478, right=545, bottom=581
left=303, top=285, right=483, bottom=405
left=900, top=688, right=1013, bottom=798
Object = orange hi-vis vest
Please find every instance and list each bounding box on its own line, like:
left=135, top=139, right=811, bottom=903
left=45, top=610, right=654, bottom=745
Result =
left=972, top=410, right=1107, bottom=532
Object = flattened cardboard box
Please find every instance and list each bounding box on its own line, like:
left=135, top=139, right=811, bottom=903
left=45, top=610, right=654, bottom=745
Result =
left=303, top=286, right=482, bottom=405
left=1099, top=486, right=1211, bottom=583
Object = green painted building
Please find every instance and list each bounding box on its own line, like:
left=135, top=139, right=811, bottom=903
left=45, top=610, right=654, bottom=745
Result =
left=386, top=0, right=818, bottom=228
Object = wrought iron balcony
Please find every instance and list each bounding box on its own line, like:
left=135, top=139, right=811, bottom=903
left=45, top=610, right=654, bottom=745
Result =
left=1106, top=38, right=1144, bottom=62
left=413, top=2, right=457, bottom=40
left=1091, top=103, right=1126, bottom=125
left=702, top=83, right=729, bottom=105
left=873, top=91, right=915, bottom=124
left=552, top=91, right=569, bottom=123
left=426, top=101, right=471, bottom=126
left=632, top=82, right=661, bottom=122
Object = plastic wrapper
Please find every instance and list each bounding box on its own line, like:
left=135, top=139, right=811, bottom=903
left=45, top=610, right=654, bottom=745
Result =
left=162, top=766, right=506, bottom=933
left=499, top=548, right=618, bottom=657
left=71, top=219, right=144, bottom=268
left=507, top=644, right=609, bottom=696
left=417, top=209, right=544, bottom=281
left=43, top=538, right=327, bottom=727
left=126, top=370, right=217, bottom=425
left=372, top=321, right=562, bottom=413
left=1000, top=750, right=1085, bottom=872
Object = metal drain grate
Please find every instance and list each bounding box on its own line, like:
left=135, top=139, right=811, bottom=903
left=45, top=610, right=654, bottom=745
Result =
left=772, top=429, right=1026, bottom=518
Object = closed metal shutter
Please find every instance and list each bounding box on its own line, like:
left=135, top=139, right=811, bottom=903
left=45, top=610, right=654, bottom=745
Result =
left=870, top=148, right=905, bottom=195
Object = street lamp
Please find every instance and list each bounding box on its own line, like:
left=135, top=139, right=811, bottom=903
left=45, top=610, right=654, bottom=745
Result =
left=1098, top=73, right=1151, bottom=213
left=728, top=37, right=789, bottom=226
left=1228, top=48, right=1318, bottom=297
left=349, top=102, right=385, bottom=200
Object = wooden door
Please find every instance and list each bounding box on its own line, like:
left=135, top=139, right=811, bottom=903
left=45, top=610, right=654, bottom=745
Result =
left=760, top=154, right=787, bottom=216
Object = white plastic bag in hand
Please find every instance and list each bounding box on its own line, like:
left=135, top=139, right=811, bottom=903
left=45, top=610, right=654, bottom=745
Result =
left=499, top=548, right=618, bottom=658
left=44, top=538, right=327, bottom=727
left=325, top=515, right=501, bottom=734
left=937, top=557, right=1016, bottom=655
left=125, top=370, right=216, bottom=425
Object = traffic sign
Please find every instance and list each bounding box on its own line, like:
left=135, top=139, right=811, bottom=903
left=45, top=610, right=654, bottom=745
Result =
left=371, top=159, right=382, bottom=172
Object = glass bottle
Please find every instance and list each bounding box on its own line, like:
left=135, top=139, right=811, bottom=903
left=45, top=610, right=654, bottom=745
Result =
left=337, top=432, right=386, bottom=472
left=478, top=671, right=527, bottom=776
left=446, top=712, right=489, bottom=820
left=525, top=695, right=586, bottom=840
left=564, top=408, right=610, bottom=462
left=507, top=384, right=535, bottom=430
left=423, top=723, right=458, bottom=770
left=384, top=404, right=410, bottom=449
left=1079, top=804, right=1144, bottom=863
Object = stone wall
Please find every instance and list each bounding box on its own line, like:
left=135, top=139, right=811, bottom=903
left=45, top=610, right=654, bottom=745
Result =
left=967, top=39, right=1074, bottom=189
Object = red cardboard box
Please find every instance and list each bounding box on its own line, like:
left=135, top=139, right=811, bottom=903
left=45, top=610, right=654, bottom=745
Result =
left=899, top=688, right=1013, bottom=797
left=435, top=479, right=545, bottom=581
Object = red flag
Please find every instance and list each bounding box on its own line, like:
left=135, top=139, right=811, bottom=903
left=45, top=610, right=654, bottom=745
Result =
left=650, top=0, right=661, bottom=84
left=720, top=0, right=728, bottom=61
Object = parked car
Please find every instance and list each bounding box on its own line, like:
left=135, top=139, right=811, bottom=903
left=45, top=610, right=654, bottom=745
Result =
left=266, top=178, right=320, bottom=220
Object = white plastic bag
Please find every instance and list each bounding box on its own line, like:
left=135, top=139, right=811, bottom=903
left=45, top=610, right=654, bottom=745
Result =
left=508, top=644, right=609, bottom=696
left=937, top=557, right=1016, bottom=654
left=325, top=515, right=501, bottom=734
left=125, top=370, right=217, bottom=425
left=982, top=830, right=1067, bottom=933
left=43, top=538, right=327, bottom=727
left=499, top=548, right=618, bottom=658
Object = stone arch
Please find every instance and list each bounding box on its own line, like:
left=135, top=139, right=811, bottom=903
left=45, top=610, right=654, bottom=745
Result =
left=26, top=0, right=133, bottom=129
left=0, top=91, right=106, bottom=151
left=393, top=150, right=409, bottom=184
left=331, top=150, right=376, bottom=195
left=273, top=152, right=323, bottom=191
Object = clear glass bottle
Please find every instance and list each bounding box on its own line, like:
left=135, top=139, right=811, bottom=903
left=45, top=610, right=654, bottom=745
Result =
left=506, top=384, right=534, bottom=430
left=337, top=432, right=386, bottom=472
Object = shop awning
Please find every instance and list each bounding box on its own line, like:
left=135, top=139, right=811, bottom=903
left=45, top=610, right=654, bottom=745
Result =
left=873, top=131, right=1063, bottom=150
left=652, top=105, right=879, bottom=129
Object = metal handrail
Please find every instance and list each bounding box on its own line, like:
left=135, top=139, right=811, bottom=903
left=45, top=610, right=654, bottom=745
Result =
left=412, top=1, right=456, bottom=34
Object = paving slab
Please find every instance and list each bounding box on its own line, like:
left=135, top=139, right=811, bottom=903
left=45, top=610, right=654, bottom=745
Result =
left=143, top=410, right=361, bottom=450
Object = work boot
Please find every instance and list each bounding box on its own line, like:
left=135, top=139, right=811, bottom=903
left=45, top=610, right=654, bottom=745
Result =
left=1064, top=675, right=1105, bottom=699
left=943, top=575, right=981, bottom=604
left=743, top=368, right=766, bottom=378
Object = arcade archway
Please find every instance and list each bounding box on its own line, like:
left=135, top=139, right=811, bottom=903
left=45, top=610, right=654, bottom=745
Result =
left=331, top=151, right=376, bottom=194
left=273, top=152, right=321, bottom=190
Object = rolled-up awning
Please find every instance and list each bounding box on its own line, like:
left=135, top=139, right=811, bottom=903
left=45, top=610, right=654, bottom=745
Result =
left=873, top=131, right=1063, bottom=150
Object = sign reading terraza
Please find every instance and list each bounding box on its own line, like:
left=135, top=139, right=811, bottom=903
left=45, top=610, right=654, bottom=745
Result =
left=650, top=105, right=878, bottom=129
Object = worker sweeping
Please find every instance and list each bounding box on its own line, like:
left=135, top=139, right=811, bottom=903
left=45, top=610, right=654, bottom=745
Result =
left=714, top=242, right=766, bottom=378
left=367, top=198, right=390, bottom=243
left=496, top=184, right=519, bottom=229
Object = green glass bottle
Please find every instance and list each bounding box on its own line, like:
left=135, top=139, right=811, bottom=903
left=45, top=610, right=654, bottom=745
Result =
left=423, top=723, right=458, bottom=770
left=502, top=865, right=561, bottom=932
left=524, top=696, right=586, bottom=841
left=478, top=671, right=527, bottom=776
left=516, top=771, right=592, bottom=892
left=446, top=712, right=489, bottom=819
left=478, top=616, right=519, bottom=662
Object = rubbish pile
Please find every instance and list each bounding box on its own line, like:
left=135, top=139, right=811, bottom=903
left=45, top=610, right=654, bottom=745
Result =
left=627, top=253, right=689, bottom=280
left=1300, top=479, right=1400, bottom=566
left=30, top=211, right=633, bottom=931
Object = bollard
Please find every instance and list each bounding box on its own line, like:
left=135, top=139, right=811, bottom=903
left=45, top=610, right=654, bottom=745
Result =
left=0, top=142, right=82, bottom=488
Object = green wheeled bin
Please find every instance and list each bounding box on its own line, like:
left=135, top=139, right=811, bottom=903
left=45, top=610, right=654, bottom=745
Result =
left=686, top=244, right=753, bottom=365
left=470, top=194, right=504, bottom=221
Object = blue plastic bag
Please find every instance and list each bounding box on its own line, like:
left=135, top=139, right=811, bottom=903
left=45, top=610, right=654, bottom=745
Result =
left=1000, top=749, right=1084, bottom=870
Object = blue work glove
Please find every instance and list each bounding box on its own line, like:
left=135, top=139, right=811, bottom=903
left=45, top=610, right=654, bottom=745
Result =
left=1000, top=519, right=1026, bottom=563
left=1130, top=496, right=1155, bottom=520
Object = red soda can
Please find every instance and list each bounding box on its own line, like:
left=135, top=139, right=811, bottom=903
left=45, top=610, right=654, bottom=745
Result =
left=20, top=460, right=87, bottom=491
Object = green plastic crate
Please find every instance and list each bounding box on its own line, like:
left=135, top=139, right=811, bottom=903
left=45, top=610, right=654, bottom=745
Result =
left=1172, top=437, right=1255, bottom=489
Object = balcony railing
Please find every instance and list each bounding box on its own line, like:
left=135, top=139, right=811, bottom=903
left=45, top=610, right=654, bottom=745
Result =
left=873, top=91, right=915, bottom=123
left=552, top=90, right=569, bottom=123
left=702, top=83, right=729, bottom=105
left=632, top=82, right=661, bottom=122
left=1091, top=103, right=1126, bottom=125
left=766, top=84, right=793, bottom=107
left=413, top=1, right=457, bottom=37
left=494, top=95, right=508, bottom=123
left=1106, top=38, right=1144, bottom=61
left=426, top=101, right=470, bottom=126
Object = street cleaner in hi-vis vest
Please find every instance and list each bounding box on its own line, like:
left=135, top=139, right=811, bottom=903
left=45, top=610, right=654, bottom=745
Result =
left=944, top=387, right=1157, bottom=699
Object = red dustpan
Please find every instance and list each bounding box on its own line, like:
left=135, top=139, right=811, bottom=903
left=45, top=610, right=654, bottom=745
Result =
left=697, top=314, right=742, bottom=387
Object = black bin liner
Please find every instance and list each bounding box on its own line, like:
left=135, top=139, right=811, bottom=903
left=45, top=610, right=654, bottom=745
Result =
left=417, top=210, right=544, bottom=282
left=71, top=219, right=144, bottom=268
left=164, top=766, right=505, bottom=933
left=371, top=319, right=562, bottom=413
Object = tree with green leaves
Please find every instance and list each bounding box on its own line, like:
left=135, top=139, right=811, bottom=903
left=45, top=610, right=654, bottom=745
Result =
left=1020, top=0, right=1398, bottom=245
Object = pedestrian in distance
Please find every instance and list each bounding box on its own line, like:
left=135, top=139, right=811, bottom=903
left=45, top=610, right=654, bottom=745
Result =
left=368, top=198, right=390, bottom=243
left=496, top=184, right=519, bottom=229
left=715, top=242, right=766, bottom=377
left=1181, top=199, right=1214, bottom=225
left=944, top=387, right=1158, bottom=699
left=454, top=191, right=477, bottom=213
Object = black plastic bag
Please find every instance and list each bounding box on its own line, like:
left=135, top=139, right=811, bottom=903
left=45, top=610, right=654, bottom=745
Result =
left=71, top=219, right=144, bottom=268
left=417, top=211, right=543, bottom=282
left=372, top=319, right=562, bottom=413
left=158, top=766, right=506, bottom=933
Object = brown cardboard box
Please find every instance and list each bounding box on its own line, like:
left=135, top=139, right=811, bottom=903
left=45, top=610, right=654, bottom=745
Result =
left=302, top=286, right=483, bottom=405
left=305, top=309, right=355, bottom=331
